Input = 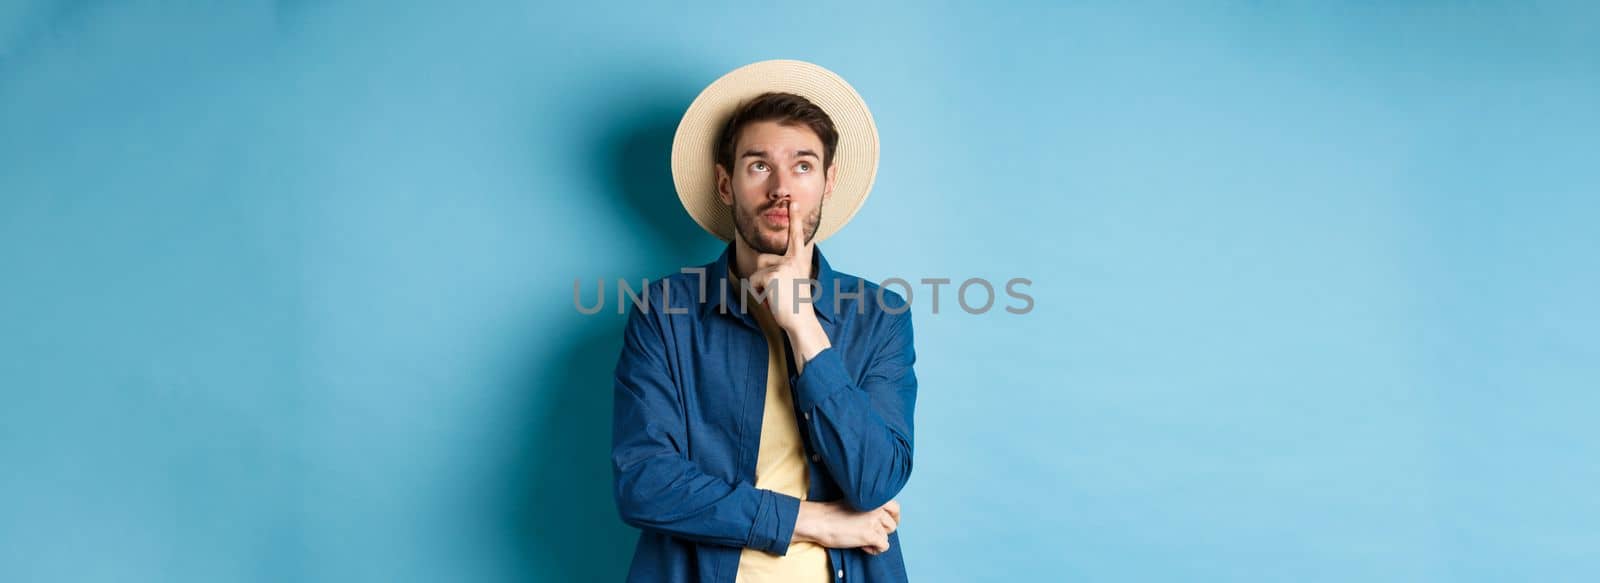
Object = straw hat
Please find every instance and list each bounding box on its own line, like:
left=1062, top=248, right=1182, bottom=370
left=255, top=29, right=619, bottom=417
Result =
left=670, top=60, right=879, bottom=243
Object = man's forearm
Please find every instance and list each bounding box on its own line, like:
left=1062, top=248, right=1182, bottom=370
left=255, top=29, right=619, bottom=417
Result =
left=792, top=500, right=823, bottom=545
left=783, top=310, right=917, bottom=511
left=615, top=453, right=802, bottom=553
left=784, top=315, right=831, bottom=375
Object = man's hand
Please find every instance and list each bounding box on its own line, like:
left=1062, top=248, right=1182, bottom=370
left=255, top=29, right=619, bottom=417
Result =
left=793, top=499, right=901, bottom=555
left=745, top=198, right=832, bottom=372
left=746, top=199, right=818, bottom=333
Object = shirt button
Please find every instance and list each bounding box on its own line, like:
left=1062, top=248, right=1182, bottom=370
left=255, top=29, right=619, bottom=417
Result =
left=803, top=411, right=810, bottom=420
left=837, top=569, right=844, bottom=579
left=811, top=453, right=821, bottom=462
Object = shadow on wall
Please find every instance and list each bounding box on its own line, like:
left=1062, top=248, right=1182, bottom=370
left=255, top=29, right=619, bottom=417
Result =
left=497, top=75, right=725, bottom=580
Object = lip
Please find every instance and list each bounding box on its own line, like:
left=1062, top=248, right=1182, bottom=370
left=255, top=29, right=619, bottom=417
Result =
left=761, top=210, right=789, bottom=223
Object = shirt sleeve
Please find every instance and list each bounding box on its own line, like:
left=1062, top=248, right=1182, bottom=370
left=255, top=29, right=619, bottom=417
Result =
left=610, top=286, right=800, bottom=555
left=790, top=307, right=918, bottom=511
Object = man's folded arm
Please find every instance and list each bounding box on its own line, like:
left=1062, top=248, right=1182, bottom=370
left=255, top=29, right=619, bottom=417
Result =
left=610, top=292, right=800, bottom=555
left=792, top=308, right=918, bottom=511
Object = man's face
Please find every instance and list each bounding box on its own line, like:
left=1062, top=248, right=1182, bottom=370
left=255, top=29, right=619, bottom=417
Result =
left=716, top=120, right=835, bottom=255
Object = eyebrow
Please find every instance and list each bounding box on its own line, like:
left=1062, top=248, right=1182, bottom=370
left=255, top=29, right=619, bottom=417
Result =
left=739, top=149, right=821, bottom=160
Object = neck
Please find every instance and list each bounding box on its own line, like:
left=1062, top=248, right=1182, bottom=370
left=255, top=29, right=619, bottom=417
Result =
left=731, top=235, right=759, bottom=281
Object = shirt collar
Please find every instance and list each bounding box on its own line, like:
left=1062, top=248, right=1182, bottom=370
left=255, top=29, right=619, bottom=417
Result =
left=699, top=240, right=842, bottom=325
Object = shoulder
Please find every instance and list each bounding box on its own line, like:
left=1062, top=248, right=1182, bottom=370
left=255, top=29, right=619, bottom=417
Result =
left=827, top=268, right=912, bottom=325
left=619, top=266, right=710, bottom=322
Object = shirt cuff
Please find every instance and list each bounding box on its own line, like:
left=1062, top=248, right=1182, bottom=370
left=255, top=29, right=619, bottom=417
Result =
left=791, top=347, right=850, bottom=413
left=747, top=489, right=802, bottom=555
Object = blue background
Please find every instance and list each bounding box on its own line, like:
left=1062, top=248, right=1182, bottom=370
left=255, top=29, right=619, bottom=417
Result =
left=3, top=1, right=1597, bottom=581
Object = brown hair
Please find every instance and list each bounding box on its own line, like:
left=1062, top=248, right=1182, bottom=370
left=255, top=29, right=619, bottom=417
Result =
left=714, top=92, right=839, bottom=173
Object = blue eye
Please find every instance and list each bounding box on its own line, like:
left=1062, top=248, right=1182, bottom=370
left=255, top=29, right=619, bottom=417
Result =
left=797, top=162, right=811, bottom=173
left=752, top=162, right=768, bottom=172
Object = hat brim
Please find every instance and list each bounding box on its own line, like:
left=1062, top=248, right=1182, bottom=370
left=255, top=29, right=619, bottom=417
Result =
left=671, top=60, right=879, bottom=243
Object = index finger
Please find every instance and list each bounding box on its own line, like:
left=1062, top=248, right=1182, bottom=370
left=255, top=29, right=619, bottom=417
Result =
left=785, top=199, right=803, bottom=257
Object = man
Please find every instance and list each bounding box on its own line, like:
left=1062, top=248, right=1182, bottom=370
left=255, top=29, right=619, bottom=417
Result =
left=611, top=60, right=917, bottom=582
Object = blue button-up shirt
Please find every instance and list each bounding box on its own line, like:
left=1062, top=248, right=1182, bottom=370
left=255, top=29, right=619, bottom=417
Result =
left=611, top=242, right=917, bottom=582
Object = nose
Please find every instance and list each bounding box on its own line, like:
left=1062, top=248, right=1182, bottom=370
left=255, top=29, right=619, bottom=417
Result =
left=767, top=170, right=792, bottom=202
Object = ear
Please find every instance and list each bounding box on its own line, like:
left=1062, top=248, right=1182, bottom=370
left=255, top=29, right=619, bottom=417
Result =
left=715, top=164, right=733, bottom=206
left=823, top=163, right=837, bottom=202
